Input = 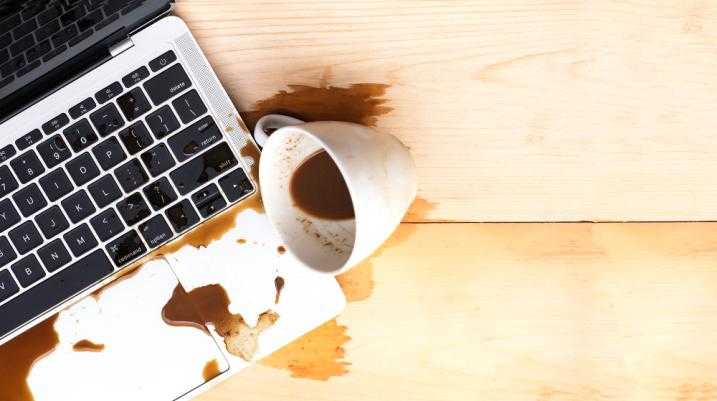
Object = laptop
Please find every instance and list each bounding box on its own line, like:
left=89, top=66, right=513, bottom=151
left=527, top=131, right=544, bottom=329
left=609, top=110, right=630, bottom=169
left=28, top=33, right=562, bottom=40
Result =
left=0, top=0, right=261, bottom=346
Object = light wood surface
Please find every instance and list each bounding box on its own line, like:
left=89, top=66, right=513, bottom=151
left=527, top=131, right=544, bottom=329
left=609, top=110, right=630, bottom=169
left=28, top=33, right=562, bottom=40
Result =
left=177, top=0, right=717, bottom=222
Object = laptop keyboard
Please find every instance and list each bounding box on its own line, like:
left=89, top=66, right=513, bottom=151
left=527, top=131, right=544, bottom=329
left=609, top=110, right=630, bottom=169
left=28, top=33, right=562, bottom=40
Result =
left=0, top=49, right=256, bottom=338
left=0, top=0, right=147, bottom=88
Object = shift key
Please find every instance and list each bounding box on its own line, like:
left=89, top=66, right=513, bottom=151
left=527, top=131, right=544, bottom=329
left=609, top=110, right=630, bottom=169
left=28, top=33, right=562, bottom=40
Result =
left=170, top=142, right=237, bottom=195
left=143, top=64, right=192, bottom=106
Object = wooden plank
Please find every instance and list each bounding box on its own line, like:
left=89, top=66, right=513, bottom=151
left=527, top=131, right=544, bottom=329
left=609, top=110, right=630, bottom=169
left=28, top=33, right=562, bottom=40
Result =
left=199, top=222, right=717, bottom=401
left=176, top=1, right=717, bottom=222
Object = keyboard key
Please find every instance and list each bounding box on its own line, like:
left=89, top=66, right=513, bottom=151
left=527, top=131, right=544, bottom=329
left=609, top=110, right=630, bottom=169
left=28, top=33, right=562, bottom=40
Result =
left=10, top=33, right=35, bottom=57
left=10, top=149, right=44, bottom=183
left=35, top=206, right=69, bottom=240
left=143, top=177, right=177, bottom=210
left=42, top=44, right=67, bottom=62
left=25, top=40, right=50, bottom=62
left=12, top=183, right=47, bottom=217
left=39, top=168, right=73, bottom=202
left=114, top=158, right=148, bottom=193
left=38, top=5, right=61, bottom=26
left=37, top=135, right=72, bottom=168
left=0, top=165, right=18, bottom=197
left=95, top=81, right=122, bottom=104
left=90, top=208, right=124, bottom=242
left=165, top=199, right=199, bottom=233
left=0, top=249, right=114, bottom=338
left=141, top=143, right=175, bottom=177
left=42, top=113, right=69, bottom=135
left=13, top=19, right=37, bottom=41
left=0, top=237, right=17, bottom=268
left=36, top=19, right=61, bottom=42
left=66, top=152, right=100, bottom=186
left=118, top=121, right=153, bottom=155
left=16, top=60, right=40, bottom=77
left=144, top=63, right=191, bottom=106
left=148, top=50, right=176, bottom=72
left=0, top=33, right=9, bottom=49
left=95, top=12, right=118, bottom=31
left=117, top=87, right=151, bottom=121
left=218, top=168, right=254, bottom=202
left=192, top=183, right=227, bottom=218
left=170, top=142, right=238, bottom=195
left=0, top=199, right=21, bottom=233
left=0, top=55, right=25, bottom=77
left=106, top=229, right=146, bottom=266
left=92, top=136, right=126, bottom=170
left=11, top=254, right=45, bottom=288
left=77, top=9, right=102, bottom=32
left=122, top=66, right=149, bottom=88
left=64, top=223, right=97, bottom=257
left=88, top=174, right=121, bottom=208
left=146, top=105, right=180, bottom=139
left=69, top=97, right=96, bottom=119
left=0, top=268, right=18, bottom=302
left=139, top=215, right=173, bottom=248
left=168, top=115, right=222, bottom=162
left=63, top=118, right=98, bottom=152
left=37, top=239, right=72, bottom=272
left=0, top=144, right=16, bottom=163
left=60, top=5, right=85, bottom=27
left=9, top=221, right=42, bottom=254
left=90, top=103, right=124, bottom=137
left=172, top=89, right=207, bottom=124
left=116, top=192, right=151, bottom=226
left=51, top=24, right=78, bottom=48
left=15, top=129, right=42, bottom=151
left=61, top=189, right=95, bottom=223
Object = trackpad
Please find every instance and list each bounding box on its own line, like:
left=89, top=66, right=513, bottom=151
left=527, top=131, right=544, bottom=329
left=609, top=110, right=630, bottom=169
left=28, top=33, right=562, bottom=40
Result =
left=2, top=259, right=228, bottom=401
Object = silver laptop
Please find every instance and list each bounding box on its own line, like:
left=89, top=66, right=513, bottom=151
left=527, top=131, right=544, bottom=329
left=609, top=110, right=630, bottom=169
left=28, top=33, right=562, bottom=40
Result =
left=0, top=0, right=258, bottom=351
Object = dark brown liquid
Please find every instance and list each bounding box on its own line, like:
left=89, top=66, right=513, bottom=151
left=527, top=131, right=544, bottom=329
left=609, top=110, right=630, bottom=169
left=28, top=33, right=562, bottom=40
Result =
left=0, top=315, right=59, bottom=401
left=202, top=359, right=221, bottom=381
left=290, top=151, right=355, bottom=220
left=274, top=276, right=285, bottom=304
left=277, top=245, right=286, bottom=254
left=72, top=339, right=105, bottom=353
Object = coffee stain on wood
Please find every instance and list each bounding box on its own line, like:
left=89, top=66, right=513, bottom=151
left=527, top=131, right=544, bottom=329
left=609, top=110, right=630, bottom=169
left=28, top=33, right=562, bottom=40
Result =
left=202, top=359, right=221, bottom=382
left=72, top=339, right=105, bottom=353
left=0, top=315, right=59, bottom=401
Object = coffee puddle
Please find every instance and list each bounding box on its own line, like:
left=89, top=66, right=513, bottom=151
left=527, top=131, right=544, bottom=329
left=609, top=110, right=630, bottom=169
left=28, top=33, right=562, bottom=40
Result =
left=72, top=339, right=105, bottom=353
left=290, top=150, right=355, bottom=220
left=274, top=276, right=285, bottom=304
left=202, top=359, right=221, bottom=382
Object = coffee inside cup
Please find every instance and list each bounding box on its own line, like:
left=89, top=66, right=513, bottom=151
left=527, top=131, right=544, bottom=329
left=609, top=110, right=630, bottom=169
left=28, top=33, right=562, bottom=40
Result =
left=290, top=150, right=355, bottom=221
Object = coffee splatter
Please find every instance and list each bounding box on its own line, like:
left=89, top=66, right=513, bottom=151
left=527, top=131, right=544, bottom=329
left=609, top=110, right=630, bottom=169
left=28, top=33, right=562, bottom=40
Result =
left=276, top=245, right=286, bottom=254
left=405, top=197, right=437, bottom=222
left=237, top=238, right=247, bottom=244
left=163, top=284, right=278, bottom=361
left=72, top=339, right=105, bottom=353
left=202, top=359, right=221, bottom=382
left=0, top=315, right=59, bottom=401
left=261, top=318, right=350, bottom=381
left=274, top=276, right=285, bottom=304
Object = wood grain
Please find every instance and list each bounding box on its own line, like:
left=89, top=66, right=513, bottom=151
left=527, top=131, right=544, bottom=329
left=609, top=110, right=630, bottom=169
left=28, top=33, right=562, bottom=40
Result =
left=176, top=0, right=717, bottom=222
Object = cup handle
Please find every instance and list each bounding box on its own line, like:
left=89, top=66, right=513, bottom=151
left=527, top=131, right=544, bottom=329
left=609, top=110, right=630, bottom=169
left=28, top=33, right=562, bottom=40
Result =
left=253, top=114, right=305, bottom=148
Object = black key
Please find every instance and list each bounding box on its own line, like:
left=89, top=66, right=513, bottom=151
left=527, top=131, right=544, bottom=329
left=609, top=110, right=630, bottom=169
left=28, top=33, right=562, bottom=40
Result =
left=36, top=19, right=61, bottom=42
left=118, top=121, right=153, bottom=155
left=0, top=33, right=9, bottom=49
left=139, top=214, right=172, bottom=248
left=0, top=199, right=20, bottom=233
left=95, top=81, right=122, bottom=104
left=51, top=24, right=77, bottom=47
left=12, top=19, right=37, bottom=40
left=64, top=223, right=97, bottom=257
left=88, top=174, right=122, bottom=208
left=0, top=237, right=17, bottom=268
left=0, top=165, right=18, bottom=197
left=60, top=5, right=85, bottom=26
left=122, top=66, right=149, bottom=88
left=116, top=192, right=151, bottom=226
left=170, top=142, right=238, bottom=196
left=218, top=168, right=253, bottom=202
left=165, top=199, right=199, bottom=233
left=143, top=177, right=177, bottom=210
left=114, top=158, right=148, bottom=193
left=0, top=55, right=25, bottom=77
left=172, top=89, right=207, bottom=124
left=61, top=189, right=95, bottom=223
left=143, top=63, right=191, bottom=106
left=141, top=143, right=175, bottom=177
left=66, top=152, right=100, bottom=186
left=35, top=206, right=69, bottom=240
left=0, top=249, right=114, bottom=338
left=42, top=113, right=69, bottom=135
left=10, top=33, right=35, bottom=57
left=94, top=12, right=118, bottom=31
left=90, top=103, right=124, bottom=137
left=37, top=135, right=72, bottom=168
left=12, top=183, right=47, bottom=217
left=67, top=28, right=92, bottom=47
left=192, top=183, right=226, bottom=218
left=146, top=105, right=180, bottom=139
left=92, top=136, right=126, bottom=170
left=37, top=239, right=72, bottom=272
left=20, top=2, right=45, bottom=21
left=25, top=40, right=50, bottom=62
left=106, top=229, right=146, bottom=266
left=16, top=60, right=40, bottom=77
left=0, top=268, right=18, bottom=302
left=117, top=87, right=151, bottom=121
left=69, top=97, right=96, bottom=119
left=38, top=5, right=61, bottom=26
left=11, top=255, right=45, bottom=288
left=0, top=144, right=16, bottom=163
left=15, top=129, right=42, bottom=150
left=63, top=118, right=98, bottom=152
left=10, top=149, right=44, bottom=184
left=168, top=115, right=222, bottom=162
left=39, top=168, right=73, bottom=202
left=0, top=48, right=8, bottom=65
left=148, top=50, right=176, bottom=72
left=42, top=44, right=67, bottom=62
left=77, top=9, right=101, bottom=31
left=9, top=221, right=42, bottom=254
left=90, top=208, right=124, bottom=241
left=0, top=14, right=21, bottom=33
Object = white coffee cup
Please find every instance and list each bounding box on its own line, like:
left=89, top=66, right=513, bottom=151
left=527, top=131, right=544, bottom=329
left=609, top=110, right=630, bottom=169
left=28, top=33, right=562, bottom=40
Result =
left=257, top=115, right=417, bottom=275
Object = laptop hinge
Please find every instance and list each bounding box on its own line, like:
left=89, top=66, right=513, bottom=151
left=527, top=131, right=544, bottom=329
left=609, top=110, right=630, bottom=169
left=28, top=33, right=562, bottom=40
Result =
left=109, top=37, right=134, bottom=57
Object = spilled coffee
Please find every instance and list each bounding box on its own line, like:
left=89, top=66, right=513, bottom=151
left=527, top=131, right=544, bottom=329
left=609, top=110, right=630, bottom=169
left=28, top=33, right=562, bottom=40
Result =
left=290, top=151, right=355, bottom=220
